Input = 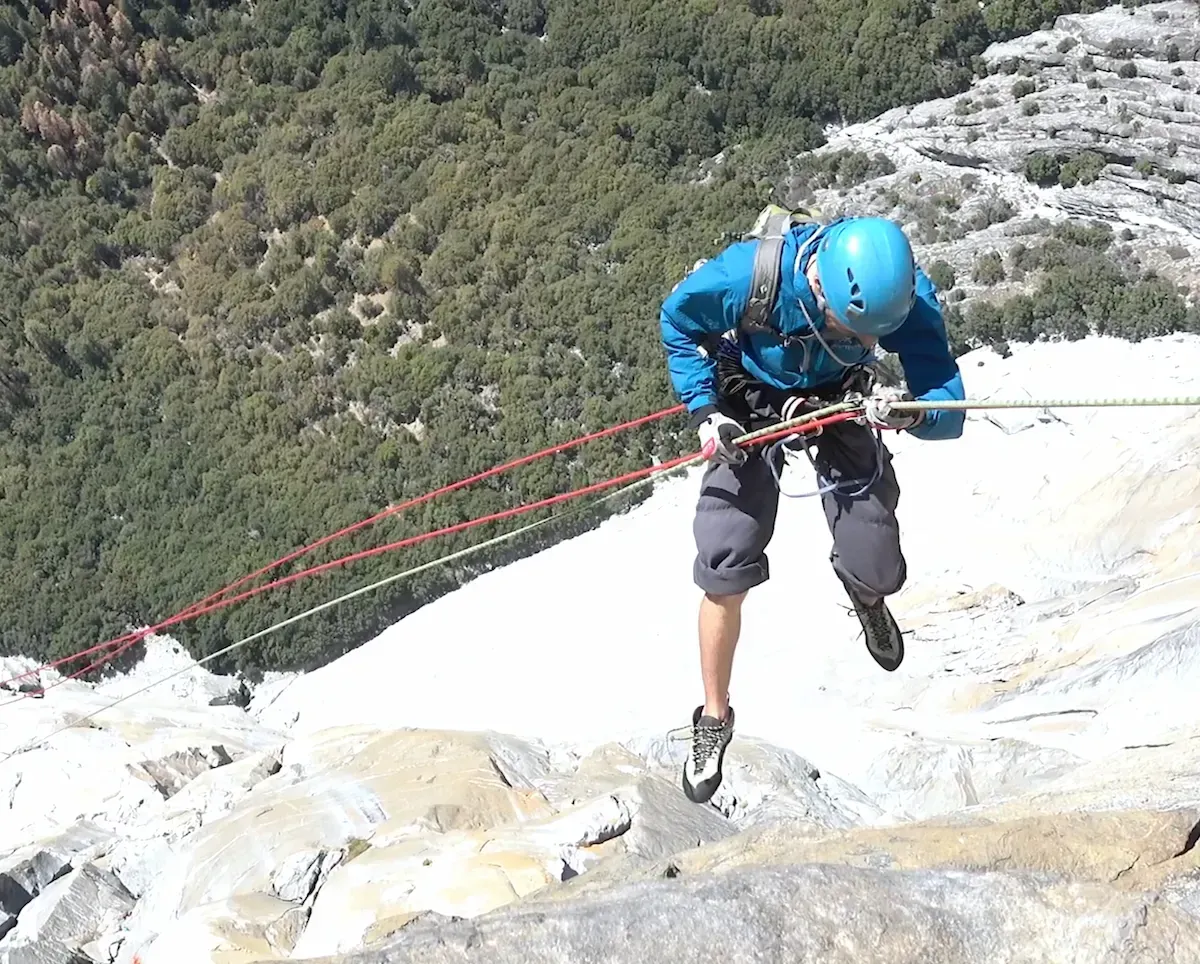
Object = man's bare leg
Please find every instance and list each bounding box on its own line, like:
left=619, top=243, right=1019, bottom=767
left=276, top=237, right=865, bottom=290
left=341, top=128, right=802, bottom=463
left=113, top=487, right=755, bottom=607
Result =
left=681, top=590, right=744, bottom=803
left=699, top=590, right=745, bottom=721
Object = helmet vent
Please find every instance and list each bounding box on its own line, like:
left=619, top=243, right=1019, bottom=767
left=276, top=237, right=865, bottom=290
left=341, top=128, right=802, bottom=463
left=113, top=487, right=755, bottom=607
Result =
left=847, top=269, right=865, bottom=317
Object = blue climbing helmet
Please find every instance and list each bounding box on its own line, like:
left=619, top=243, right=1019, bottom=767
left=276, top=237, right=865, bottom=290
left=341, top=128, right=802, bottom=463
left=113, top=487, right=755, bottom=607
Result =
left=813, top=217, right=917, bottom=338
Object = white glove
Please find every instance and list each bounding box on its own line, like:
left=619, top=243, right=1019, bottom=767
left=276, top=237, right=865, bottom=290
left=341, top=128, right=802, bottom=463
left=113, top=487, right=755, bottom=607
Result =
left=697, top=411, right=747, bottom=464
left=863, top=389, right=924, bottom=431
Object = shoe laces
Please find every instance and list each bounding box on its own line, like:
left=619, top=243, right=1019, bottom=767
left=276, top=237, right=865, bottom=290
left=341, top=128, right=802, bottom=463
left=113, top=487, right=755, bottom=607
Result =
left=691, top=718, right=724, bottom=767
left=844, top=599, right=896, bottom=653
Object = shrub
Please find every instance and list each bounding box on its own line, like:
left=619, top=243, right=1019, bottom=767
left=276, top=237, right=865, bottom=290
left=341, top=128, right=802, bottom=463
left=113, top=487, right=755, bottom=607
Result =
left=972, top=251, right=1007, bottom=284
left=928, top=260, right=957, bottom=290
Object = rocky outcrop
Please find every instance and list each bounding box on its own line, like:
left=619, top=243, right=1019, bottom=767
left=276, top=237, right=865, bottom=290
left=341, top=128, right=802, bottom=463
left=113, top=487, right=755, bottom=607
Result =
left=116, top=727, right=851, bottom=964
left=323, top=862, right=1200, bottom=964
left=796, top=1, right=1200, bottom=300
left=519, top=807, right=1200, bottom=904
left=308, top=790, right=1200, bottom=962
left=0, top=658, right=53, bottom=698
left=94, top=636, right=250, bottom=709
left=0, top=695, right=283, bottom=853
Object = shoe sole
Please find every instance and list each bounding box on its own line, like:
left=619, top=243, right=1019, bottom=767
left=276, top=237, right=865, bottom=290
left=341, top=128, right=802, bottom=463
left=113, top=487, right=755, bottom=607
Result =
left=682, top=742, right=729, bottom=804
left=868, top=634, right=904, bottom=672
left=850, top=595, right=905, bottom=672
left=681, top=708, right=734, bottom=804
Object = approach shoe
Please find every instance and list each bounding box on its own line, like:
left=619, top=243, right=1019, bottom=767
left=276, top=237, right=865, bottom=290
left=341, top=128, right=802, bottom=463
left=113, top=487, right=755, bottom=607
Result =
left=681, top=704, right=734, bottom=804
left=845, top=588, right=905, bottom=672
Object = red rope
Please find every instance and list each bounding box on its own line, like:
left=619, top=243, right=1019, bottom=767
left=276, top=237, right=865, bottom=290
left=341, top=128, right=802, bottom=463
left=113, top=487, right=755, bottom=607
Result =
left=1, top=404, right=685, bottom=690
left=3, top=408, right=855, bottom=698
left=102, top=410, right=861, bottom=632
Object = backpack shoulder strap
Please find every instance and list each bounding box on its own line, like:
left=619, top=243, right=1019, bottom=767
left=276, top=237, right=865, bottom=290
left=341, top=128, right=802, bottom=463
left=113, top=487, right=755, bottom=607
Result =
left=739, top=207, right=819, bottom=336
left=740, top=233, right=786, bottom=335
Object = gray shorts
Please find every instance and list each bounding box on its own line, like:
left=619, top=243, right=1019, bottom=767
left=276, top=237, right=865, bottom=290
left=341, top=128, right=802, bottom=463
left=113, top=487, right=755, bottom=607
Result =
left=691, top=420, right=906, bottom=604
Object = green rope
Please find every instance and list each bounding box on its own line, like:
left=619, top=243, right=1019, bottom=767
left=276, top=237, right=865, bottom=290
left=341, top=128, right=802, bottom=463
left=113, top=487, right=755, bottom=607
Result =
left=889, top=395, right=1200, bottom=411
left=9, top=392, right=1197, bottom=757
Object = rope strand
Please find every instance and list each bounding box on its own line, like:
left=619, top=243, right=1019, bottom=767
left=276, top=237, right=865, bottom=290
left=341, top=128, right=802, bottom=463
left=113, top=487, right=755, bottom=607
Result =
left=3, top=392, right=1198, bottom=711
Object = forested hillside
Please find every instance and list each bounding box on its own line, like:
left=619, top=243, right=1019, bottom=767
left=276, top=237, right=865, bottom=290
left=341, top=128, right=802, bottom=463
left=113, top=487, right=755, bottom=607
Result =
left=0, top=0, right=1176, bottom=675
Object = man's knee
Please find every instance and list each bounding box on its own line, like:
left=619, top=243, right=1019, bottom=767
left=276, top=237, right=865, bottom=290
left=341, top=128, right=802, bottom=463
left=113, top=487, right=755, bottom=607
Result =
left=703, top=589, right=748, bottom=608
left=693, top=555, right=769, bottom=596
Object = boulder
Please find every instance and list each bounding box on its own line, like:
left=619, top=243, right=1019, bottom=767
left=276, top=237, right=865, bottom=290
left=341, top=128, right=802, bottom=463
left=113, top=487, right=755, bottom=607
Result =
left=0, top=864, right=133, bottom=962
left=270, top=849, right=345, bottom=905
left=533, top=743, right=737, bottom=854
left=162, top=746, right=285, bottom=824
left=116, top=728, right=558, bottom=963
left=622, top=735, right=884, bottom=832
left=130, top=744, right=234, bottom=800
left=0, top=824, right=116, bottom=940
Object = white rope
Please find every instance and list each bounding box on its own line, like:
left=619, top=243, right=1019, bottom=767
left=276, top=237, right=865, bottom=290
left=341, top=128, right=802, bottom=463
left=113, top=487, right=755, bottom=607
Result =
left=0, top=475, right=669, bottom=762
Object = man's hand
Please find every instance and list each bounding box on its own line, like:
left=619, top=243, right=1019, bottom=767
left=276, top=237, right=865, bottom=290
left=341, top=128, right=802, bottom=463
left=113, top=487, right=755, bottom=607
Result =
left=697, top=411, right=747, bottom=464
left=863, top=388, right=924, bottom=432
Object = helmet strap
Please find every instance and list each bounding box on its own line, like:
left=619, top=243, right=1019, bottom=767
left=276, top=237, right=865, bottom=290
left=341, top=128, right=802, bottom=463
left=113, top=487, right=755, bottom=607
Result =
left=794, top=233, right=862, bottom=370
left=803, top=254, right=829, bottom=315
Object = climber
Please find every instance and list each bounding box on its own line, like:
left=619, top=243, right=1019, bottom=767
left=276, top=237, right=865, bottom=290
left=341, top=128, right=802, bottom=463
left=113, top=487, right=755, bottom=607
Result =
left=659, top=211, right=966, bottom=804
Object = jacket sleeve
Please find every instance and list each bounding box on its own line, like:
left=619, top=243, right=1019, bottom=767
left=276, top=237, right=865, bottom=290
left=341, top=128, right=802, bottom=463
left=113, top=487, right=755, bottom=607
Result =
left=878, top=269, right=966, bottom=441
left=659, top=243, right=753, bottom=420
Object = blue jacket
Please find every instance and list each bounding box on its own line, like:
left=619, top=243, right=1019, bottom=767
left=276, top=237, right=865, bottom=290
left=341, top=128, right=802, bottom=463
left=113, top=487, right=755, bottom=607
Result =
left=659, top=221, right=965, bottom=441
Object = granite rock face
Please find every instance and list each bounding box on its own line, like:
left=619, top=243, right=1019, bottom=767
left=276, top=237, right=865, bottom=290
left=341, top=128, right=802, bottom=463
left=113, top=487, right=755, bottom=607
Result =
left=4, top=8, right=1200, bottom=963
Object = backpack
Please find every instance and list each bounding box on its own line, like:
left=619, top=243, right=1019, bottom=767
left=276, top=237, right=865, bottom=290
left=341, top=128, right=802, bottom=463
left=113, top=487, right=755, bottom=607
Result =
left=738, top=204, right=824, bottom=338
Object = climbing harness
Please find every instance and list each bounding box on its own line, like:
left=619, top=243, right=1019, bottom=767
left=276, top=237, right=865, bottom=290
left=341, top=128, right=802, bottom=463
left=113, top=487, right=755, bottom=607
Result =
left=716, top=337, right=886, bottom=500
